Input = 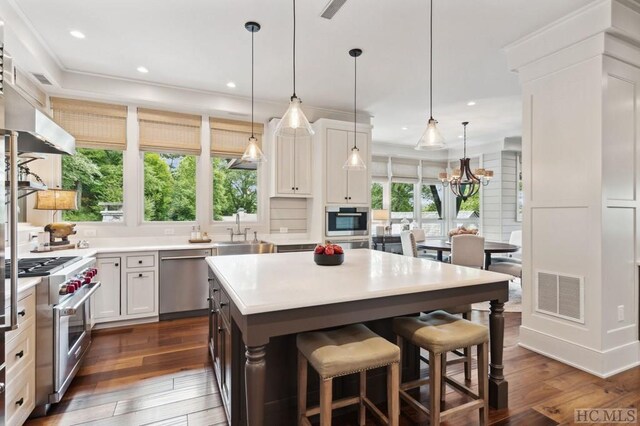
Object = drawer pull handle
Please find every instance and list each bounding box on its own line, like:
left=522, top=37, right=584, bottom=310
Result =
left=16, top=397, right=24, bottom=406
left=16, top=350, right=24, bottom=359
left=212, top=289, right=218, bottom=293
left=220, top=302, right=228, bottom=307
left=138, top=273, right=143, bottom=278
left=18, top=309, right=26, bottom=317
left=138, top=260, right=143, bottom=264
left=115, top=263, right=119, bottom=267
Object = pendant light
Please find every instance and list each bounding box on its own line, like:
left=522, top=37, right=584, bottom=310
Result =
left=274, top=0, right=314, bottom=138
left=241, top=21, right=266, bottom=163
left=343, top=48, right=366, bottom=171
left=439, top=121, right=493, bottom=200
left=415, top=0, right=445, bottom=150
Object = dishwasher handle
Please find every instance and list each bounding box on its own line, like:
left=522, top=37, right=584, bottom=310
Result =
left=161, top=255, right=209, bottom=261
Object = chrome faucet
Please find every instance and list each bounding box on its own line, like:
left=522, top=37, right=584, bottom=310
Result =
left=227, top=208, right=250, bottom=242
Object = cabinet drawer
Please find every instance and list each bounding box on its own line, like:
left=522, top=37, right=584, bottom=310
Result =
left=5, top=360, right=35, bottom=426
left=219, top=288, right=230, bottom=325
left=6, top=321, right=35, bottom=379
left=126, top=255, right=155, bottom=269
left=6, top=290, right=35, bottom=343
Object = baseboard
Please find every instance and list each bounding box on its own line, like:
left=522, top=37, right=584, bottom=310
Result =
left=519, top=325, right=640, bottom=378
left=93, top=316, right=159, bottom=330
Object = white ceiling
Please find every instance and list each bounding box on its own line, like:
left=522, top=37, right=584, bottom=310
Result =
left=12, top=0, right=592, bottom=147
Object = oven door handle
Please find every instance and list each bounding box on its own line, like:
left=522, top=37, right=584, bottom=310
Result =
left=55, top=282, right=102, bottom=317
left=335, top=213, right=363, bottom=217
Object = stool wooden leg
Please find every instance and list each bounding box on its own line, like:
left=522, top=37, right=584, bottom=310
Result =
left=320, top=378, right=333, bottom=426
left=396, top=335, right=404, bottom=380
left=297, top=351, right=307, bottom=426
left=359, top=371, right=366, bottom=426
left=462, top=311, right=472, bottom=382
left=387, top=363, right=400, bottom=426
left=440, top=352, right=446, bottom=407
left=429, top=352, right=441, bottom=426
left=477, top=342, right=489, bottom=426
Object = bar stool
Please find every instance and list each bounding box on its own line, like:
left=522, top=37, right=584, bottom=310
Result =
left=393, top=310, right=489, bottom=426
left=297, top=323, right=400, bottom=426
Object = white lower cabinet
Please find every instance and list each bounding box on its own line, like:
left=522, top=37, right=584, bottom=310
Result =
left=92, top=257, right=121, bottom=322
left=126, top=271, right=156, bottom=315
left=91, top=251, right=159, bottom=326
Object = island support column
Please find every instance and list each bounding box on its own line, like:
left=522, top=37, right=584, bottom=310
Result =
left=489, top=300, right=507, bottom=409
left=245, top=344, right=267, bottom=426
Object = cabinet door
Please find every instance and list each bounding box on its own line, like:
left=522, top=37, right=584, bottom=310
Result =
left=222, top=323, right=232, bottom=408
left=347, top=131, right=369, bottom=204
left=93, top=257, right=121, bottom=321
left=294, top=135, right=312, bottom=195
left=276, top=136, right=295, bottom=195
left=326, top=129, right=349, bottom=204
left=126, top=271, right=156, bottom=316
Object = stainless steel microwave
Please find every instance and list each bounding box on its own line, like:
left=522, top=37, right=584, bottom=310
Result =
left=326, top=207, right=369, bottom=237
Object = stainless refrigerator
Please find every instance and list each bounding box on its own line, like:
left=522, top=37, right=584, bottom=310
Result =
left=0, top=20, right=76, bottom=422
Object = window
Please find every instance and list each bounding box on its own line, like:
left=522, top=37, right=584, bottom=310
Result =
left=390, top=182, right=415, bottom=233
left=212, top=157, right=258, bottom=222
left=62, top=148, right=124, bottom=222
left=421, top=182, right=444, bottom=236
left=454, top=185, right=480, bottom=229
left=371, top=182, right=383, bottom=210
left=143, top=152, right=196, bottom=221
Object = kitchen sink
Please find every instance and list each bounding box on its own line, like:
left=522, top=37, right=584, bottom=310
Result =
left=213, top=241, right=275, bottom=256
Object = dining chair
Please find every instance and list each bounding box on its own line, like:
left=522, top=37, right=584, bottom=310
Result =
left=410, top=229, right=437, bottom=260
left=450, top=234, right=485, bottom=269
left=493, top=230, right=522, bottom=264
left=400, top=230, right=474, bottom=381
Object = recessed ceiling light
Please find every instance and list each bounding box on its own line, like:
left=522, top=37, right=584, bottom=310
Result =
left=226, top=82, right=237, bottom=88
left=467, top=101, right=476, bottom=106
left=137, top=66, right=149, bottom=74
left=70, top=30, right=85, bottom=39
left=401, top=126, right=408, bottom=130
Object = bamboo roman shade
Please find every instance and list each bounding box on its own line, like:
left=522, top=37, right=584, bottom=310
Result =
left=391, top=158, right=420, bottom=181
left=138, top=108, right=202, bottom=155
left=50, top=97, right=127, bottom=150
left=210, top=118, right=263, bottom=157
left=371, top=156, right=389, bottom=179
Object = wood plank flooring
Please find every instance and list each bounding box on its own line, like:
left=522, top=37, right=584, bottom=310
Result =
left=24, top=312, right=640, bottom=425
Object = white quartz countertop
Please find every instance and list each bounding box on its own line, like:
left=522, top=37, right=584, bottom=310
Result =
left=206, top=249, right=513, bottom=315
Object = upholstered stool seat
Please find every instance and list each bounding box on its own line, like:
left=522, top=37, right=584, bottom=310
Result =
left=393, top=310, right=490, bottom=426
left=297, top=323, right=400, bottom=379
left=393, top=310, right=488, bottom=354
left=297, top=324, right=400, bottom=426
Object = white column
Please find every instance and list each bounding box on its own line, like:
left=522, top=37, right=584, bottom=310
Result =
left=505, top=0, right=640, bottom=377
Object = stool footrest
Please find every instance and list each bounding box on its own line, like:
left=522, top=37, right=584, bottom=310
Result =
left=440, top=399, right=485, bottom=420
left=363, top=396, right=389, bottom=424
left=444, top=375, right=479, bottom=399
left=306, top=396, right=360, bottom=416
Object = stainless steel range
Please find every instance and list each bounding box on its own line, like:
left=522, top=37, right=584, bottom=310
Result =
left=30, top=256, right=100, bottom=417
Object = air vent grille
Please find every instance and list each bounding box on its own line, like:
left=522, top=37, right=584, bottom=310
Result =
left=320, top=0, right=347, bottom=19
left=536, top=270, right=584, bottom=323
left=31, top=73, right=52, bottom=85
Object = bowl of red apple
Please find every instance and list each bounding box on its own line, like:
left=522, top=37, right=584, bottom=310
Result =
left=314, top=243, right=344, bottom=266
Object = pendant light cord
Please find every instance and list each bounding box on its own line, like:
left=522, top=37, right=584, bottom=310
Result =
left=463, top=123, right=467, bottom=158
left=429, top=0, right=433, bottom=120
left=292, top=0, right=297, bottom=97
left=251, top=29, right=255, bottom=138
left=354, top=54, right=358, bottom=149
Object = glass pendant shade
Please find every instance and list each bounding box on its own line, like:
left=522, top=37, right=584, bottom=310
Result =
left=343, top=147, right=366, bottom=170
left=241, top=136, right=265, bottom=163
left=275, top=96, right=314, bottom=137
left=415, top=117, right=445, bottom=150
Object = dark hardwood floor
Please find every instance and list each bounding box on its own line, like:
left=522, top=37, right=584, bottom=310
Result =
left=24, top=312, right=640, bottom=425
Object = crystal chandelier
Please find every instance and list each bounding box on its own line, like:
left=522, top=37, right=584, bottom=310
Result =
left=439, top=122, right=493, bottom=201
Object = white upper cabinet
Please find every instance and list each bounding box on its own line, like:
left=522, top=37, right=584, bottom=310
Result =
left=269, top=119, right=313, bottom=198
left=325, top=128, right=370, bottom=205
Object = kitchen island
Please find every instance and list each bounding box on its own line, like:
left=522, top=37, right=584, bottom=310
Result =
left=206, top=249, right=512, bottom=426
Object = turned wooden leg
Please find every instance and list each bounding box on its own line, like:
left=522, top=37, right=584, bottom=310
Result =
left=462, top=311, right=472, bottom=382
left=359, top=371, right=366, bottom=426
left=429, top=352, right=441, bottom=426
left=320, top=378, right=333, bottom=426
left=245, top=345, right=267, bottom=426
left=297, top=351, right=308, bottom=426
left=489, top=299, right=508, bottom=409
left=387, top=363, right=400, bottom=426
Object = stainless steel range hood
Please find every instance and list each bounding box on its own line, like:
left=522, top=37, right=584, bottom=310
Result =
left=4, top=84, right=75, bottom=155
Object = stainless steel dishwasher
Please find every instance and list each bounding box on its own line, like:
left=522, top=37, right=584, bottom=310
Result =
left=159, top=248, right=212, bottom=320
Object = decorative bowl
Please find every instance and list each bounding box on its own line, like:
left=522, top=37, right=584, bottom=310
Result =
left=314, top=253, right=344, bottom=266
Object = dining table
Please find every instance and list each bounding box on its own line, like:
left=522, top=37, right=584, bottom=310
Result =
left=417, top=238, right=520, bottom=269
